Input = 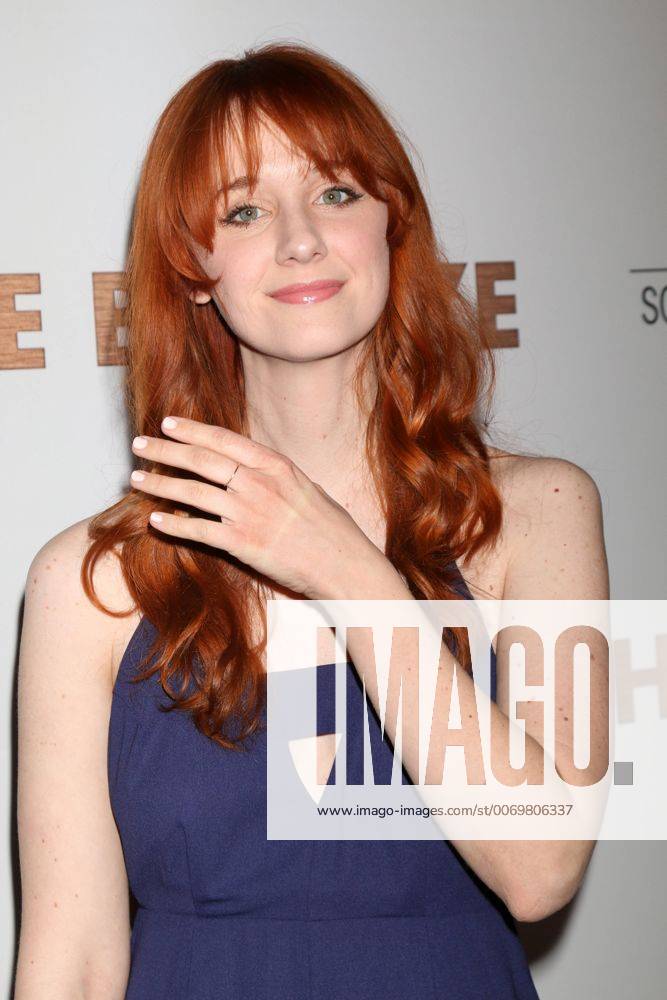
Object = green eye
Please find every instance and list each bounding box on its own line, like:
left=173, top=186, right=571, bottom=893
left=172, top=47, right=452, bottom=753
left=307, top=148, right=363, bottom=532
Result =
left=234, top=206, right=260, bottom=223
left=319, top=186, right=363, bottom=207
left=221, top=203, right=264, bottom=227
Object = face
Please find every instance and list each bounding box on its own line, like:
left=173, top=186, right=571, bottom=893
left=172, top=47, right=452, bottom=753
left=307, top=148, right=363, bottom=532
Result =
left=192, top=119, right=390, bottom=363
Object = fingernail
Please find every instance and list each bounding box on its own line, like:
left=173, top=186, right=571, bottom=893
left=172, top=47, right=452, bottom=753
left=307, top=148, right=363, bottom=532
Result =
left=131, top=470, right=145, bottom=482
left=132, top=436, right=147, bottom=449
left=162, top=417, right=178, bottom=429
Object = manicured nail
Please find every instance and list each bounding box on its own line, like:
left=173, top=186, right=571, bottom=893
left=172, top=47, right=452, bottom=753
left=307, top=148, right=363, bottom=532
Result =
left=162, top=417, right=178, bottom=429
left=133, top=436, right=147, bottom=449
left=150, top=512, right=163, bottom=523
left=130, top=470, right=145, bottom=482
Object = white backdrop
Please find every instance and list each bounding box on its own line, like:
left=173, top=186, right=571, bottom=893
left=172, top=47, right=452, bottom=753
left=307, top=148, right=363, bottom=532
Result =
left=2, top=1, right=666, bottom=997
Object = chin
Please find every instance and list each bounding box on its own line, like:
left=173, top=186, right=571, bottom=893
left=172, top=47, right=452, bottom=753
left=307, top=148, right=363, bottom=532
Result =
left=244, top=321, right=368, bottom=355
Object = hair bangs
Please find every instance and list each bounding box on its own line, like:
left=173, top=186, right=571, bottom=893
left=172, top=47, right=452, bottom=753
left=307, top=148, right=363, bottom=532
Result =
left=208, top=83, right=390, bottom=213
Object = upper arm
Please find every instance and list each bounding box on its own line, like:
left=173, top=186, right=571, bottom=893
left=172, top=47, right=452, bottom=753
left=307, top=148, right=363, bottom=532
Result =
left=497, top=457, right=611, bottom=782
left=15, top=520, right=131, bottom=998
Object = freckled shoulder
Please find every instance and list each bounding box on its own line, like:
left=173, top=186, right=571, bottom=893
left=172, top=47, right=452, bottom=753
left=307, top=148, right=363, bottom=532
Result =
left=484, top=452, right=607, bottom=600
left=31, top=514, right=143, bottom=692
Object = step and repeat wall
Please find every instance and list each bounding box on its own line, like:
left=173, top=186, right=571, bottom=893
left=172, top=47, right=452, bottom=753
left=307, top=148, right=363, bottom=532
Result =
left=2, top=2, right=665, bottom=997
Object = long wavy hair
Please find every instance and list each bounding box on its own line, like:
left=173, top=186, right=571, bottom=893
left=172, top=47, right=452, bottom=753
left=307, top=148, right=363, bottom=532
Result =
left=82, top=41, right=507, bottom=750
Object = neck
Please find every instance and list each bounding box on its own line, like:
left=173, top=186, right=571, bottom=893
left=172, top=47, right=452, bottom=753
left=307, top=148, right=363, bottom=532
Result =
left=240, top=342, right=375, bottom=495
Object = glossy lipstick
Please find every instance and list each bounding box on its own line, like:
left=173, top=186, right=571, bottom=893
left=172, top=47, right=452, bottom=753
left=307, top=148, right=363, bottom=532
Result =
left=268, top=279, right=345, bottom=305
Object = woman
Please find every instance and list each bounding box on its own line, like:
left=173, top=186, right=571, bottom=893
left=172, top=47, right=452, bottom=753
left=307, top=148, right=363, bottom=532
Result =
left=15, top=42, right=609, bottom=998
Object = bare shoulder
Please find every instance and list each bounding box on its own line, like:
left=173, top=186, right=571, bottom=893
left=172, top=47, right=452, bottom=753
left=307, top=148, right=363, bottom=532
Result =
left=458, top=448, right=607, bottom=601
left=25, top=514, right=139, bottom=693
left=28, top=514, right=129, bottom=604
left=490, top=451, right=604, bottom=540
left=488, top=450, right=609, bottom=600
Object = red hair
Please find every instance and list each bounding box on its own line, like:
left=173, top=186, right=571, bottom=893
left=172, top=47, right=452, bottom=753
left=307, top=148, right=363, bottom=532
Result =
left=82, top=42, right=504, bottom=749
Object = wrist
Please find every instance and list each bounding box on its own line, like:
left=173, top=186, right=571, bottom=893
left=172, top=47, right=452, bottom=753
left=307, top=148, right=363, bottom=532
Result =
left=309, top=545, right=408, bottom=602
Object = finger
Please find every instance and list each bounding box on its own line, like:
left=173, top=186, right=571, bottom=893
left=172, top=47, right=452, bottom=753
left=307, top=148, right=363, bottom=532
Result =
left=134, top=436, right=239, bottom=487
left=130, top=470, right=239, bottom=519
left=148, top=510, right=242, bottom=555
left=160, top=416, right=280, bottom=470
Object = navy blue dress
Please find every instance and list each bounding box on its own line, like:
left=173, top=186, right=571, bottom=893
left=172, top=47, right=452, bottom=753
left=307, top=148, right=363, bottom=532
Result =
left=108, top=563, right=540, bottom=999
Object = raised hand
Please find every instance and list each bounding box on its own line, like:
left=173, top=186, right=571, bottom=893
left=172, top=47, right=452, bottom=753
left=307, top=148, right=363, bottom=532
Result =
left=129, top=416, right=385, bottom=601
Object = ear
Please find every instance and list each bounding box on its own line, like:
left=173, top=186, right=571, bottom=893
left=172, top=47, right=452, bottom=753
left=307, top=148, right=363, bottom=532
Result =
left=189, top=288, right=212, bottom=305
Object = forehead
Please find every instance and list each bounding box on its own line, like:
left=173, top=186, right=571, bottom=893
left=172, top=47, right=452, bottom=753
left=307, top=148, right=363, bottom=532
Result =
left=221, top=117, right=315, bottom=187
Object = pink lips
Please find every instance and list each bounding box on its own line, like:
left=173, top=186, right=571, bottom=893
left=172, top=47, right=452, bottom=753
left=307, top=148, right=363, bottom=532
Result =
left=268, top=279, right=345, bottom=305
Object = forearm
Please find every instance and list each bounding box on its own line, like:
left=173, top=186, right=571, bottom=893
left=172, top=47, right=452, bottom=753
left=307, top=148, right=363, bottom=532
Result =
left=314, top=551, right=595, bottom=921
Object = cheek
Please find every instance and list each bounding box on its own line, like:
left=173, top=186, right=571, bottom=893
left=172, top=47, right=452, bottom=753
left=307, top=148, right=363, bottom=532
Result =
left=348, top=228, right=390, bottom=294
left=209, top=249, right=263, bottom=313
left=343, top=209, right=389, bottom=275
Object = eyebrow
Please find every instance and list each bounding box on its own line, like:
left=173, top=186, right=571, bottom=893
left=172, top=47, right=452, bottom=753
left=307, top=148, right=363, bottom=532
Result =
left=226, top=175, right=251, bottom=193
left=218, top=165, right=329, bottom=198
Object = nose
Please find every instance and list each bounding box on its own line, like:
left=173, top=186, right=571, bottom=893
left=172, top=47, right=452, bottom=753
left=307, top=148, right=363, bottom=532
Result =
left=274, top=206, right=327, bottom=266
